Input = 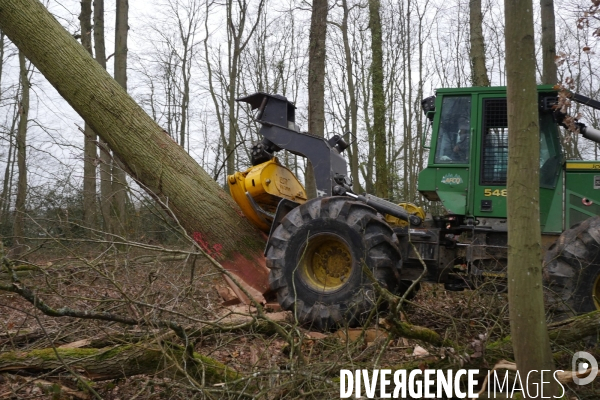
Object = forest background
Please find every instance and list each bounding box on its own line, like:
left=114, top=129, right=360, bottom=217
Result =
left=1, top=0, right=600, bottom=398
left=1, top=0, right=598, bottom=242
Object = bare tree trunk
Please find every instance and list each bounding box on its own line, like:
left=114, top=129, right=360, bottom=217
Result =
left=223, top=0, right=264, bottom=181
left=203, top=1, right=227, bottom=183
left=305, top=0, right=328, bottom=199
left=113, top=0, right=129, bottom=234
left=369, top=0, right=387, bottom=198
left=12, top=51, right=29, bottom=259
left=400, top=0, right=410, bottom=201
left=0, top=30, right=4, bottom=97
left=469, top=0, right=490, bottom=86
left=94, top=0, right=113, bottom=235
left=340, top=0, right=361, bottom=194
left=0, top=103, right=18, bottom=229
left=540, top=0, right=557, bottom=85
left=225, top=0, right=240, bottom=179
left=0, top=0, right=269, bottom=295
left=80, top=0, right=97, bottom=231
left=505, top=0, right=557, bottom=395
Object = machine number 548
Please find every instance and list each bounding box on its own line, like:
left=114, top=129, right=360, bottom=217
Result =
left=484, top=188, right=507, bottom=197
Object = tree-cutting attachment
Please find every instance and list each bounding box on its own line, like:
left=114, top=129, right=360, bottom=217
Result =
left=230, top=87, right=600, bottom=330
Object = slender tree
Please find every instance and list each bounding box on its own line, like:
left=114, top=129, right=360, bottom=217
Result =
left=80, top=0, right=97, bottom=230
left=0, top=29, right=18, bottom=227
left=224, top=0, right=265, bottom=178
left=0, top=108, right=17, bottom=226
left=174, top=0, right=199, bottom=151
left=12, top=51, right=29, bottom=258
left=540, top=0, right=557, bottom=85
left=505, top=0, right=557, bottom=395
left=469, top=0, right=490, bottom=86
left=340, top=0, right=362, bottom=193
left=113, top=0, right=129, bottom=233
left=369, top=0, right=387, bottom=198
left=94, top=0, right=114, bottom=235
left=305, top=0, right=328, bottom=198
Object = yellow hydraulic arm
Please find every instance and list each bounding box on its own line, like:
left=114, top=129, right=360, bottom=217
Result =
left=228, top=158, right=307, bottom=232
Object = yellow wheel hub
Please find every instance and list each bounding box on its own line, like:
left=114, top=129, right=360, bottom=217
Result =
left=300, top=234, right=353, bottom=292
left=594, top=273, right=600, bottom=310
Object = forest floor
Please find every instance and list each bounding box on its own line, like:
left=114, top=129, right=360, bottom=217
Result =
left=0, top=244, right=599, bottom=399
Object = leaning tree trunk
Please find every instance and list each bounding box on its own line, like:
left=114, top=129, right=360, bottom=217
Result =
left=0, top=0, right=269, bottom=296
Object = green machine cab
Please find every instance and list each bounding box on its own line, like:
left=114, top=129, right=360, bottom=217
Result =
left=418, top=85, right=600, bottom=233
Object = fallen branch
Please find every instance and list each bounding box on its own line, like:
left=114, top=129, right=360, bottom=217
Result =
left=0, top=343, right=240, bottom=384
left=486, top=310, right=600, bottom=362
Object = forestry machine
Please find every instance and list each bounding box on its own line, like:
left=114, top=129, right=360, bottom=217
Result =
left=228, top=87, right=600, bottom=330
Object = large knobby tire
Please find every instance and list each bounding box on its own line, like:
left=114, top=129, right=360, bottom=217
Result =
left=543, top=216, right=600, bottom=319
left=267, top=197, right=402, bottom=330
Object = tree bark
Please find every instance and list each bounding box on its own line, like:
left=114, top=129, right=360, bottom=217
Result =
left=0, top=0, right=269, bottom=294
left=12, top=51, right=28, bottom=259
left=369, top=0, right=387, bottom=199
left=305, top=0, right=328, bottom=199
left=80, top=0, right=97, bottom=231
left=469, top=0, right=490, bottom=86
left=113, top=0, right=129, bottom=234
left=505, top=0, right=557, bottom=396
left=540, top=0, right=557, bottom=85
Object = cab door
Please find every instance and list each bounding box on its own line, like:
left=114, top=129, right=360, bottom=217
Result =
left=420, top=95, right=475, bottom=216
left=471, top=93, right=563, bottom=231
left=472, top=96, right=509, bottom=219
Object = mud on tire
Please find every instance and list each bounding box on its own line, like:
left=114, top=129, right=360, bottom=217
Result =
left=544, top=216, right=600, bottom=319
left=267, top=197, right=402, bottom=330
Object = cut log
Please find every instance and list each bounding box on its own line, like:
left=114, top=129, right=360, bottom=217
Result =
left=0, top=0, right=269, bottom=299
left=0, top=344, right=239, bottom=384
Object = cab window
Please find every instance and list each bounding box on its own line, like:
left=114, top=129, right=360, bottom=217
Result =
left=480, top=97, right=561, bottom=187
left=481, top=99, right=508, bottom=185
left=434, top=96, right=472, bottom=164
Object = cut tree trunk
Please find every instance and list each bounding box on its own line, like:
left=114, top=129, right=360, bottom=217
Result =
left=0, top=0, right=269, bottom=297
